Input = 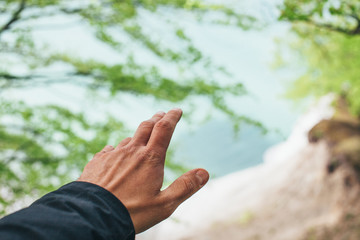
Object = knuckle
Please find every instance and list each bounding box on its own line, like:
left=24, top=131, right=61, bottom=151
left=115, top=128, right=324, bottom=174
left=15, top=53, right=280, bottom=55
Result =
left=119, top=137, right=131, bottom=145
left=155, top=120, right=173, bottom=131
left=142, top=148, right=162, bottom=162
left=94, top=152, right=103, bottom=158
left=105, top=145, right=113, bottom=150
left=180, top=176, right=196, bottom=195
left=126, top=145, right=138, bottom=154
left=117, top=144, right=136, bottom=155
left=139, top=120, right=155, bottom=129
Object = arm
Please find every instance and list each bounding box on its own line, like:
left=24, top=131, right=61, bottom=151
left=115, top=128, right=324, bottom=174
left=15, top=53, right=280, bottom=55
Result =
left=0, top=108, right=209, bottom=238
left=0, top=182, right=135, bottom=240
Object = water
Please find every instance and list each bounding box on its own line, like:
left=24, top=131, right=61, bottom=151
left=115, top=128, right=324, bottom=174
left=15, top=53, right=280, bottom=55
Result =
left=174, top=120, right=282, bottom=177
left=169, top=22, right=303, bottom=176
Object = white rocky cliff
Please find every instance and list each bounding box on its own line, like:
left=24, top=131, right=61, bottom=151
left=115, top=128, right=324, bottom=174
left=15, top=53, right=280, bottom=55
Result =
left=138, top=96, right=360, bottom=240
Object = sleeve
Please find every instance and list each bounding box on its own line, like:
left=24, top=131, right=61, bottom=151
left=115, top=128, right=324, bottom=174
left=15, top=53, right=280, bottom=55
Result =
left=0, top=181, right=135, bottom=240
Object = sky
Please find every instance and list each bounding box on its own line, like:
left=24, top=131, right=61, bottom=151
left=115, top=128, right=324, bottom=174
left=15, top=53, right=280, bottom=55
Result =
left=2, top=0, right=307, bottom=177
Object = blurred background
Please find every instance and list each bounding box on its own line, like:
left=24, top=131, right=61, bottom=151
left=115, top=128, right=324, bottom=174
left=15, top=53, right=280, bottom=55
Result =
left=1, top=0, right=360, bottom=232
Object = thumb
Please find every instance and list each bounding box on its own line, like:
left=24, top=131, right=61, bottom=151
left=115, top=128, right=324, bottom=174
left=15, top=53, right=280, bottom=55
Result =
left=161, top=168, right=209, bottom=211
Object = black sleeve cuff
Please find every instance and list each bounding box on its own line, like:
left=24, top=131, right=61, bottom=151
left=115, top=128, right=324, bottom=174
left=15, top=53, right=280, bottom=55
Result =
left=0, top=181, right=135, bottom=240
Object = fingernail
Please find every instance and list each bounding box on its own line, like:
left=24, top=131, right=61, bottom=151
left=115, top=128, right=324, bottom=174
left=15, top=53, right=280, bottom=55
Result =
left=171, top=108, right=182, bottom=114
left=156, top=111, right=166, bottom=116
left=196, top=170, right=209, bottom=186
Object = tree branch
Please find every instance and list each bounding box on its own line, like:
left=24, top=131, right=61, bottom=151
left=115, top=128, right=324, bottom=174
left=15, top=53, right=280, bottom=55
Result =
left=350, top=14, right=360, bottom=35
left=0, top=0, right=26, bottom=36
left=299, top=18, right=360, bottom=36
left=0, top=72, right=103, bottom=89
left=0, top=73, right=32, bottom=80
left=315, top=23, right=359, bottom=35
left=59, top=7, right=82, bottom=15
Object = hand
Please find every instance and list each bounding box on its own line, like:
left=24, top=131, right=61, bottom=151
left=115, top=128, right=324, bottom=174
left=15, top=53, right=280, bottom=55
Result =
left=78, top=108, right=209, bottom=233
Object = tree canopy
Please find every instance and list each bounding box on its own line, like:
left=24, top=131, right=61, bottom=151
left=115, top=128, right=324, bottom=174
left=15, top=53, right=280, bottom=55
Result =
left=280, top=0, right=360, bottom=35
left=0, top=0, right=260, bottom=214
left=278, top=0, right=360, bottom=115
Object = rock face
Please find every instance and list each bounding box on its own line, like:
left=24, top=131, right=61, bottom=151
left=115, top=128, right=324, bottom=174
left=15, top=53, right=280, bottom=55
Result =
left=138, top=96, right=360, bottom=240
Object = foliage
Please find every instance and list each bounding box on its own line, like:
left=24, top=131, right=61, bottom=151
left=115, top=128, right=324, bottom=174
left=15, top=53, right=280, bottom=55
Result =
left=0, top=0, right=260, bottom=212
left=0, top=100, right=127, bottom=214
left=280, top=0, right=360, bottom=35
left=278, top=0, right=360, bottom=115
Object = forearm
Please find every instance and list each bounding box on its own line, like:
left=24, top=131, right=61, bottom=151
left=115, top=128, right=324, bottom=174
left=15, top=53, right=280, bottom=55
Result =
left=0, top=182, right=135, bottom=240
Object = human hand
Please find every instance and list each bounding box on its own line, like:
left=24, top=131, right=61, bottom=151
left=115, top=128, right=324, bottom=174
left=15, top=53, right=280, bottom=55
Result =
left=78, top=108, right=209, bottom=233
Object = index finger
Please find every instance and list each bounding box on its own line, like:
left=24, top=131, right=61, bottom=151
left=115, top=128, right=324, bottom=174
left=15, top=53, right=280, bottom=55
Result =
left=147, top=108, right=182, bottom=154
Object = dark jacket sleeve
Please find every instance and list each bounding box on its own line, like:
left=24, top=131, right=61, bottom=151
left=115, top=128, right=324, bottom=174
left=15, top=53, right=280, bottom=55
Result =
left=0, top=181, right=135, bottom=240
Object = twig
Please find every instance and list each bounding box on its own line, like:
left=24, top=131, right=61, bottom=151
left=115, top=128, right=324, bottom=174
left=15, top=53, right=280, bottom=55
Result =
left=0, top=0, right=26, bottom=36
left=296, top=18, right=360, bottom=36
